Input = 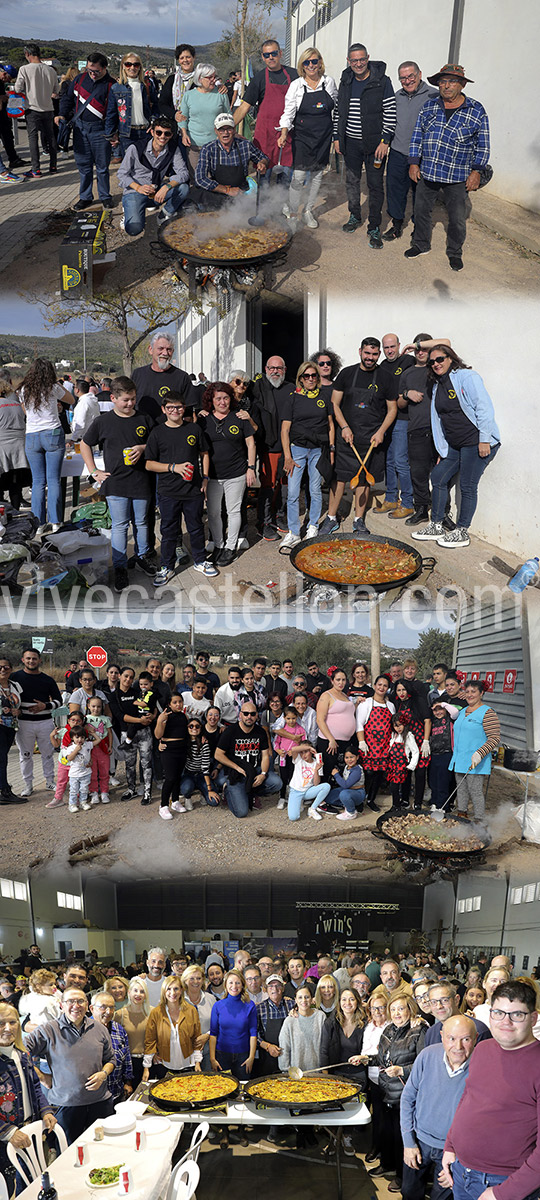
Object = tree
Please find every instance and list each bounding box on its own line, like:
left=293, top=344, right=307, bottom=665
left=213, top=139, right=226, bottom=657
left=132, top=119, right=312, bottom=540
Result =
left=415, top=628, right=455, bottom=681
left=214, top=0, right=283, bottom=89
left=38, top=282, right=206, bottom=373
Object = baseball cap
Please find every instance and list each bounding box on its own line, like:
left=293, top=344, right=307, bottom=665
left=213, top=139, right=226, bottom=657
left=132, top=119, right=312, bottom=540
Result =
left=214, top=112, right=235, bottom=130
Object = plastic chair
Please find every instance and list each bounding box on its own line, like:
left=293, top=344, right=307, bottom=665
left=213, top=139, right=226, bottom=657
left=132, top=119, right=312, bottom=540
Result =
left=170, top=1160, right=200, bottom=1200
left=165, top=1122, right=209, bottom=1200
left=6, top=1120, right=68, bottom=1186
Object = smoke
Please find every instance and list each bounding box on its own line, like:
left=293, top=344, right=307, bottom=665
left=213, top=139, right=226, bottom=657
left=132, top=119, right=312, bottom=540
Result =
left=481, top=801, right=519, bottom=844
left=185, top=183, right=288, bottom=241
left=105, top=824, right=190, bottom=879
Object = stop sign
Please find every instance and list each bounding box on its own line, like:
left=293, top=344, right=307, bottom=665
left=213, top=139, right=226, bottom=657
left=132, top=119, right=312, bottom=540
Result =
left=87, top=645, right=108, bottom=670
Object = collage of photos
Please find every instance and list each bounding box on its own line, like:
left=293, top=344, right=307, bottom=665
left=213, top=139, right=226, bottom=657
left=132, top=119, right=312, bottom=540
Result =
left=1, top=3, right=540, bottom=1200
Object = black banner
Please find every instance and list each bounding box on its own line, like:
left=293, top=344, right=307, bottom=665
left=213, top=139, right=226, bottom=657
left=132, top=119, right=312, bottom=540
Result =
left=297, top=904, right=370, bottom=954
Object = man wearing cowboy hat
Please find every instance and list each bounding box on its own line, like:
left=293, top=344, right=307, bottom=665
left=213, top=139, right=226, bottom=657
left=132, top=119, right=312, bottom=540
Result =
left=405, top=64, right=490, bottom=271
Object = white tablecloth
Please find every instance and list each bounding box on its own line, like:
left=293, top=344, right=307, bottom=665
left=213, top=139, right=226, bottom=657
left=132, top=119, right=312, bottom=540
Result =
left=18, top=1117, right=183, bottom=1199
left=171, top=1098, right=371, bottom=1128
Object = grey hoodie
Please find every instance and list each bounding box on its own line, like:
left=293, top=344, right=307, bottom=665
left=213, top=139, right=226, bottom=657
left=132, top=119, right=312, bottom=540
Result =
left=392, top=79, right=438, bottom=156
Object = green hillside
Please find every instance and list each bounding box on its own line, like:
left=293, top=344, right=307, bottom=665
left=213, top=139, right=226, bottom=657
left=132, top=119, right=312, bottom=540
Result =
left=0, top=332, right=128, bottom=375
left=0, top=36, right=220, bottom=73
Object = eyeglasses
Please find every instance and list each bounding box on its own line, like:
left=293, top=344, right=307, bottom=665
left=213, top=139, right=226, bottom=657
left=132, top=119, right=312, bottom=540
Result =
left=431, top=996, right=453, bottom=1007
left=154, top=130, right=173, bottom=138
left=165, top=404, right=184, bottom=411
left=349, top=57, right=368, bottom=66
left=429, top=356, right=448, bottom=365
left=304, top=58, right=321, bottom=67
left=399, top=72, right=418, bottom=84
left=490, top=1008, right=530, bottom=1023
left=262, top=50, right=280, bottom=58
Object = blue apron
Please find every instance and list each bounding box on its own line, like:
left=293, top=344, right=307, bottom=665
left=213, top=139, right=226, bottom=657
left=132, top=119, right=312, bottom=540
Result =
left=450, top=704, right=492, bottom=775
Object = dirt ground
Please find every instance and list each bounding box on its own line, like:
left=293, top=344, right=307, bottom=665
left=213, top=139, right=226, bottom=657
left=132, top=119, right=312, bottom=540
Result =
left=3, top=750, right=536, bottom=883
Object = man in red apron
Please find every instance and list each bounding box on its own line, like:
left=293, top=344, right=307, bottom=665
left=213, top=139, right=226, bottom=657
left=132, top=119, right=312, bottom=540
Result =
left=233, top=40, right=297, bottom=184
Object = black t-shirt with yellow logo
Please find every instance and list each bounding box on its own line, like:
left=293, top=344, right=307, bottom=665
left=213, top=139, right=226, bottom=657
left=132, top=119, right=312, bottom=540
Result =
left=84, top=411, right=155, bottom=499
left=434, top=374, right=478, bottom=448
left=281, top=389, right=333, bottom=449
left=132, top=364, right=197, bottom=421
left=198, top=412, right=252, bottom=480
left=145, top=422, right=206, bottom=496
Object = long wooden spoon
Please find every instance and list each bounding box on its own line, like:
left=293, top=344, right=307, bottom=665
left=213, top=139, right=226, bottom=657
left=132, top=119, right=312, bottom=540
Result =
left=350, top=441, right=375, bottom=488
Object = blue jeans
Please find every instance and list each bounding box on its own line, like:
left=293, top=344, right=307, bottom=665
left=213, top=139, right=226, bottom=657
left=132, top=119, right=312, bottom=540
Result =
left=428, top=751, right=452, bottom=809
left=180, top=770, right=211, bottom=805
left=72, top=123, right=112, bottom=204
left=327, top=785, right=365, bottom=814
left=122, top=182, right=189, bottom=236
left=287, top=445, right=322, bottom=535
left=224, top=769, right=281, bottom=818
left=402, top=1139, right=449, bottom=1200
left=451, top=1159, right=539, bottom=1200
left=385, top=420, right=413, bottom=506
left=25, top=427, right=65, bottom=524
left=107, top=495, right=150, bottom=568
left=288, top=781, right=330, bottom=821
left=430, top=442, right=500, bottom=528
left=386, top=147, right=416, bottom=223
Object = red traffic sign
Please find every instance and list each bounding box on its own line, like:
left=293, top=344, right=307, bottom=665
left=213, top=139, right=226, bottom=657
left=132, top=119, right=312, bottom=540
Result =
left=87, top=645, right=108, bottom=670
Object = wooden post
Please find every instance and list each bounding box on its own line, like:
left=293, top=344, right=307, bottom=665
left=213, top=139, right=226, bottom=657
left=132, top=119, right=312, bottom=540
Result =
left=370, top=597, right=381, bottom=680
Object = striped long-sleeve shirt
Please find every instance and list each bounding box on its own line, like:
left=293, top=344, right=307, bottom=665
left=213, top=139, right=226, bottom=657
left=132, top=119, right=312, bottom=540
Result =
left=344, top=77, right=396, bottom=141
left=184, top=739, right=211, bottom=775
left=409, top=94, right=490, bottom=183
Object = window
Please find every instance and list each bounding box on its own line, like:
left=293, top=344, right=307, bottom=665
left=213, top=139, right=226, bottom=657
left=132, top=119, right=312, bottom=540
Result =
left=0, top=878, right=28, bottom=901
left=510, top=887, right=523, bottom=905
left=523, top=884, right=535, bottom=903
left=457, top=899, right=465, bottom=913
left=57, top=891, right=83, bottom=911
left=472, top=895, right=481, bottom=911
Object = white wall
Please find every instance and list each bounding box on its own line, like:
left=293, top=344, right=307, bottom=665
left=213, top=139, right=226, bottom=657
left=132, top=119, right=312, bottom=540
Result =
left=306, top=289, right=540, bottom=558
left=176, top=293, right=249, bottom=381
left=293, top=0, right=540, bottom=213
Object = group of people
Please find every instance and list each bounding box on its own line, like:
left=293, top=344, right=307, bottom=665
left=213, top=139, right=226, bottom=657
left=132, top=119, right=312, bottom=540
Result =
left=2, top=942, right=539, bottom=1200
left=0, top=324, right=500, bottom=588
left=3, top=36, right=490, bottom=268
left=0, top=647, right=500, bottom=824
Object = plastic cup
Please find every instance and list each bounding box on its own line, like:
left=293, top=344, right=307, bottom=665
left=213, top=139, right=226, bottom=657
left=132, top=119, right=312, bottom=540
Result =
left=134, top=1127, right=147, bottom=1151
left=74, top=1142, right=89, bottom=1166
left=118, top=1166, right=134, bottom=1194
left=184, top=462, right=194, bottom=480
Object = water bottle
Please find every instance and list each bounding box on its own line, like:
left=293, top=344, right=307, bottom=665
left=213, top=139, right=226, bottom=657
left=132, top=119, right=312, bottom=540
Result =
left=37, top=1173, right=58, bottom=1200
left=508, top=557, right=539, bottom=593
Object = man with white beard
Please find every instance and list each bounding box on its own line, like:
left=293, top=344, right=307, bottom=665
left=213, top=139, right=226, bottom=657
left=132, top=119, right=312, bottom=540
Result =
left=132, top=331, right=198, bottom=423
left=252, top=355, right=295, bottom=539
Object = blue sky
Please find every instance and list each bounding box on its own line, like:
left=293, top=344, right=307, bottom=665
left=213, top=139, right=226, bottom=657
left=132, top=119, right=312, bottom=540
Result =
left=1, top=0, right=286, bottom=54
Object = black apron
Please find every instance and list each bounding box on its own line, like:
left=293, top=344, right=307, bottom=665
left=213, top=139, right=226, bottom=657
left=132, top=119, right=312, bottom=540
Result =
left=292, top=83, right=335, bottom=171
left=255, top=1010, right=287, bottom=1077
left=191, top=141, right=249, bottom=210
left=335, top=365, right=387, bottom=484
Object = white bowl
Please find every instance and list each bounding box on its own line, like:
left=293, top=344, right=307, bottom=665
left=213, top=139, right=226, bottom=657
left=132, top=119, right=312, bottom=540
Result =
left=101, top=1113, right=136, bottom=1135
left=114, top=1100, right=147, bottom=1118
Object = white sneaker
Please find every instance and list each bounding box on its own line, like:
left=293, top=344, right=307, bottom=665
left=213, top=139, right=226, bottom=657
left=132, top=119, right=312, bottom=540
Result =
left=411, top=521, right=444, bottom=541
left=303, top=208, right=319, bottom=229
left=119, top=216, right=125, bottom=231
left=109, top=776, right=121, bottom=788
left=436, top=527, right=470, bottom=548
left=277, top=797, right=286, bottom=810
left=101, top=793, right=111, bottom=804
left=68, top=803, right=79, bottom=813
left=237, top=537, right=249, bottom=550
left=171, top=800, right=187, bottom=813
left=308, top=807, right=323, bottom=821
left=183, top=795, right=194, bottom=811
left=90, top=792, right=100, bottom=806
left=306, top=524, right=319, bottom=539
left=280, top=531, right=301, bottom=550
left=80, top=800, right=92, bottom=811
left=282, top=203, right=292, bottom=218
left=336, top=809, right=357, bottom=821
left=20, top=786, right=32, bottom=797
left=45, top=781, right=55, bottom=791
left=159, top=806, right=173, bottom=820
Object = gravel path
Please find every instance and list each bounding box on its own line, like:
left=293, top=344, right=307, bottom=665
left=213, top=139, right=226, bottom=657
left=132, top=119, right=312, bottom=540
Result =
left=3, top=753, right=536, bottom=882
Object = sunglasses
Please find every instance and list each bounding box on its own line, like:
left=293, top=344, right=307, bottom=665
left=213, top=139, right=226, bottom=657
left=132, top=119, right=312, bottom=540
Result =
left=317, top=359, right=331, bottom=366
left=232, top=378, right=247, bottom=385
left=430, top=355, right=448, bottom=365
left=125, top=61, right=141, bottom=67
left=304, top=58, right=321, bottom=66
left=262, top=50, right=279, bottom=58
left=154, top=130, right=173, bottom=138
left=302, top=371, right=318, bottom=379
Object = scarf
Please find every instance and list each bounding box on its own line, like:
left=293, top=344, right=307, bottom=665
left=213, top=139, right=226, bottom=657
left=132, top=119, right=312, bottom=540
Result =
left=172, top=67, right=195, bottom=110
left=295, top=386, right=320, bottom=398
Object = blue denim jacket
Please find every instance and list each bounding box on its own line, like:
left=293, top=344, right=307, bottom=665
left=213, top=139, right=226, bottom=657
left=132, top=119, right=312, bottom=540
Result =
left=106, top=80, right=159, bottom=138
left=430, top=368, right=501, bottom=457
